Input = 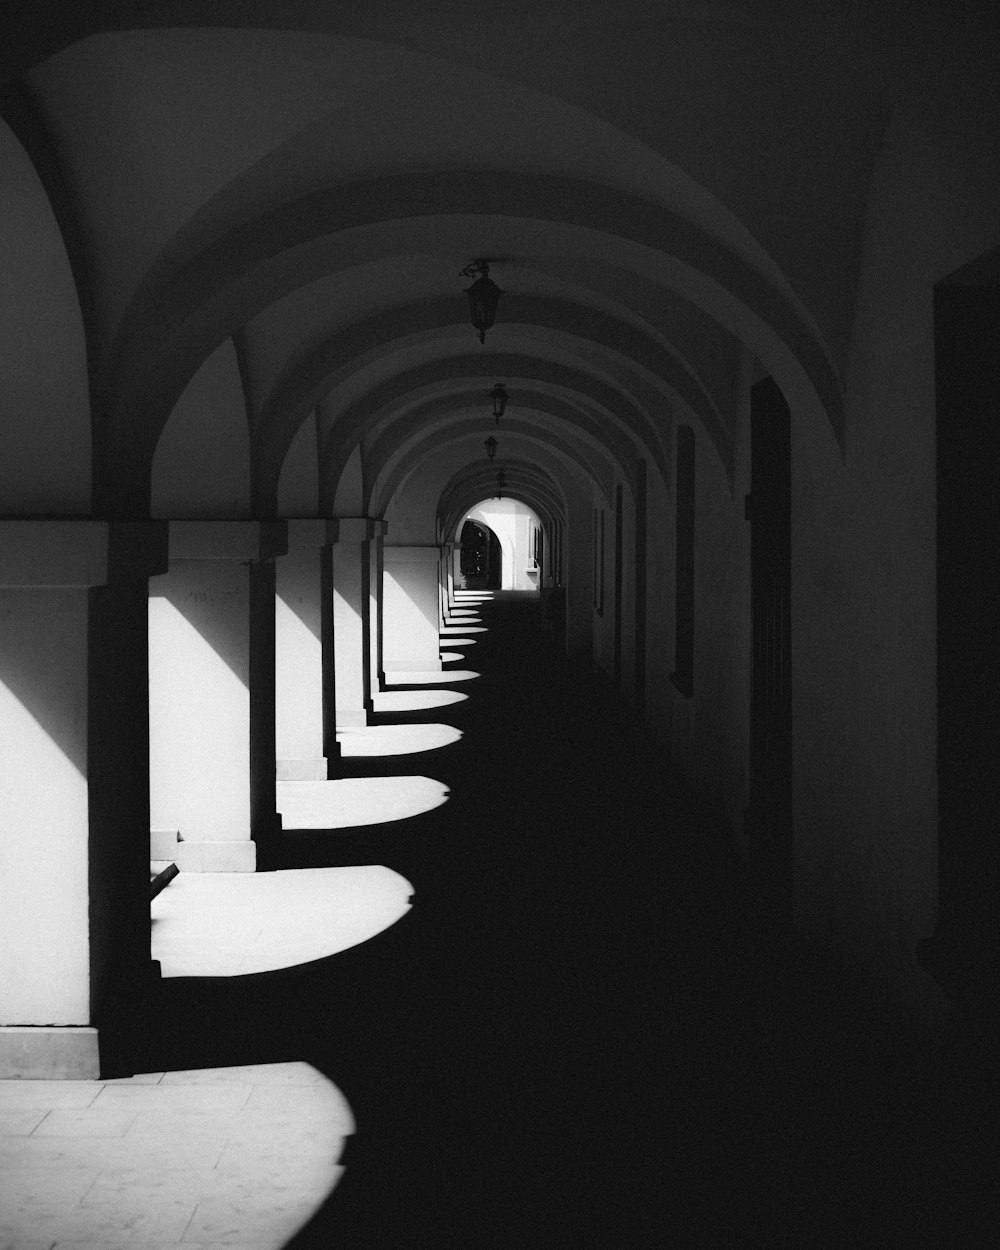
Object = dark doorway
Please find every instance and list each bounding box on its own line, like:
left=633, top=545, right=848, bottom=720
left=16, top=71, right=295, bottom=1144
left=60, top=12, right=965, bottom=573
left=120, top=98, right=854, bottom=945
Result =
left=460, top=520, right=502, bottom=590
left=928, top=248, right=1000, bottom=996
left=745, top=376, right=793, bottom=938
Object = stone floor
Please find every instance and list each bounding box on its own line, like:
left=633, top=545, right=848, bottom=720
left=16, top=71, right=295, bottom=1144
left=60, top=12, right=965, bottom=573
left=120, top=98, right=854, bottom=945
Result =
left=0, top=1062, right=352, bottom=1249
left=151, top=867, right=414, bottom=978
left=4, top=590, right=996, bottom=1248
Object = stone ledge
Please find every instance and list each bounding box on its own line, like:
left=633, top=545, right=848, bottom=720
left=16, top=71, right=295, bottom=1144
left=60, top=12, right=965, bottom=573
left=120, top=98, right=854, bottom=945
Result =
left=0, top=1026, right=100, bottom=1079
left=175, top=840, right=256, bottom=873
left=276, top=757, right=329, bottom=781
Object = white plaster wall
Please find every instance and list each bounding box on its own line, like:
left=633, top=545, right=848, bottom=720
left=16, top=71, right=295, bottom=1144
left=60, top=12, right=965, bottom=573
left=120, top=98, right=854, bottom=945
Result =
left=383, top=548, right=441, bottom=671
left=149, top=564, right=252, bottom=842
left=0, top=120, right=90, bottom=514
left=462, top=499, right=540, bottom=590
left=333, top=528, right=368, bottom=725
left=0, top=591, right=90, bottom=1024
left=791, top=91, right=1000, bottom=993
left=151, top=339, right=251, bottom=518
left=276, top=539, right=324, bottom=763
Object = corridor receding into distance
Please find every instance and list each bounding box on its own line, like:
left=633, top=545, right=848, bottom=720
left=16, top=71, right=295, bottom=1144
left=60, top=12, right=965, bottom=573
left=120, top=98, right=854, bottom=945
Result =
left=0, top=5, right=997, bottom=1247
left=7, top=587, right=983, bottom=1248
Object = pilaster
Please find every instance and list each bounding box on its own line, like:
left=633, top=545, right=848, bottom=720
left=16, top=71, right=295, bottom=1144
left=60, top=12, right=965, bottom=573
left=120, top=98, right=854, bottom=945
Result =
left=382, top=545, right=444, bottom=672
left=332, top=518, right=376, bottom=728
left=0, top=520, right=167, bottom=1077
left=149, top=521, right=287, bottom=873
left=276, top=520, right=335, bottom=780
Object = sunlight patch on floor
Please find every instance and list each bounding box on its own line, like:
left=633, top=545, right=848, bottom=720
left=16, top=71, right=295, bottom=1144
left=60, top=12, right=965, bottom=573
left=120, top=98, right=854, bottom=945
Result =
left=151, top=867, right=413, bottom=976
left=0, top=1062, right=353, bottom=1249
left=373, top=688, right=469, bottom=711
left=337, top=723, right=462, bottom=756
left=384, top=670, right=480, bottom=685
left=277, top=775, right=449, bottom=827
left=440, top=625, right=487, bottom=635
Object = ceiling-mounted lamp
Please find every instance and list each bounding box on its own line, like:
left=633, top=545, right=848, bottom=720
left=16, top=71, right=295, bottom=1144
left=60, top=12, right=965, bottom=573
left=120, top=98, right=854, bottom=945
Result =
left=484, top=435, right=498, bottom=463
left=460, top=259, right=503, bottom=344
left=490, top=382, right=508, bottom=423
left=496, top=468, right=506, bottom=500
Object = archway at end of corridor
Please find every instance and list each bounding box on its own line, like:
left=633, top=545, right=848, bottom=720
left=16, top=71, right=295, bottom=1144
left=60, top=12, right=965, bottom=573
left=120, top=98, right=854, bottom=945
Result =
left=457, top=499, right=542, bottom=595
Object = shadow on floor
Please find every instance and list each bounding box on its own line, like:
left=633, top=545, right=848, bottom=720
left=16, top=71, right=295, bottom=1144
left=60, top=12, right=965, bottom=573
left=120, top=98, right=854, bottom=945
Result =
left=121, top=596, right=997, bottom=1248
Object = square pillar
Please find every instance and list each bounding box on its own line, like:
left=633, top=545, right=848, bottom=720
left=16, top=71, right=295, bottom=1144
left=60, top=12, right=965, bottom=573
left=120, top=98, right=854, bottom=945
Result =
left=276, top=520, right=335, bottom=780
left=0, top=521, right=167, bottom=1078
left=369, top=522, right=386, bottom=696
left=445, top=542, right=456, bottom=610
left=383, top=546, right=444, bottom=673
left=149, top=522, right=286, bottom=873
left=332, top=518, right=376, bottom=728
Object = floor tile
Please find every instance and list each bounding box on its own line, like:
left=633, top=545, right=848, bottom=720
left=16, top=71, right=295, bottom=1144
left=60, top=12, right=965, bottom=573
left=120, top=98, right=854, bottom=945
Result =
left=181, top=1198, right=320, bottom=1244
left=94, top=1083, right=253, bottom=1113
left=38, top=1199, right=197, bottom=1244
left=101, top=1072, right=165, bottom=1084
left=32, top=1108, right=137, bottom=1137
left=0, top=1109, right=47, bottom=1136
left=0, top=1134, right=227, bottom=1172
left=0, top=1082, right=99, bottom=1109
left=160, top=1062, right=324, bottom=1086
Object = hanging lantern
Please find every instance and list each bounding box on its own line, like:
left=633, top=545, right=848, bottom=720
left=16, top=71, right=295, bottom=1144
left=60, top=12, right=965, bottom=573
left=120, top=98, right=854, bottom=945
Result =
left=460, top=260, right=503, bottom=344
left=490, top=382, right=508, bottom=423
left=484, top=435, right=498, bottom=463
left=496, top=468, right=506, bottom=499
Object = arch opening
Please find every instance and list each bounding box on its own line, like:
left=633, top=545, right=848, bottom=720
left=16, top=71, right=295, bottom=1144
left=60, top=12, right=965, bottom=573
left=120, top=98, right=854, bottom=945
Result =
left=458, top=500, right=543, bottom=594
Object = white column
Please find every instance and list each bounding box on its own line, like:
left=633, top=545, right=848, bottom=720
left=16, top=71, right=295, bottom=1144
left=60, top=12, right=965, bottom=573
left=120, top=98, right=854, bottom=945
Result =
left=149, top=521, right=286, bottom=873
left=333, top=518, right=374, bottom=728
left=276, top=520, right=333, bottom=780
left=0, top=521, right=166, bottom=1078
left=369, top=522, right=386, bottom=696
left=445, top=542, right=456, bottom=610
left=383, top=545, right=443, bottom=672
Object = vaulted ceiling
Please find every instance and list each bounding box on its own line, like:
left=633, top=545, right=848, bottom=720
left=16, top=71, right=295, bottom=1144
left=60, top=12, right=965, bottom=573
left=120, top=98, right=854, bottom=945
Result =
left=4, top=1, right=993, bottom=524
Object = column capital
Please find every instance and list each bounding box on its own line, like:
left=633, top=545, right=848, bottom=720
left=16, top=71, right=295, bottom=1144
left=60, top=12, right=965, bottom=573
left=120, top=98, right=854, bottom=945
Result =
left=169, top=520, right=288, bottom=562
left=0, top=520, right=168, bottom=588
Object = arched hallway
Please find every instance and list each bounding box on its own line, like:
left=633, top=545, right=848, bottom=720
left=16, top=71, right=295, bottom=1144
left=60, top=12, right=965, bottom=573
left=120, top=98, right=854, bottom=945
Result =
left=1, top=6, right=999, bottom=1245
left=35, top=592, right=985, bottom=1249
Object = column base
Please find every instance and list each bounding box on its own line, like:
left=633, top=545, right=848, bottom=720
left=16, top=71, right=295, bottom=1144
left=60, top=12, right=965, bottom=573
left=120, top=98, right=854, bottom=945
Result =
left=336, top=708, right=368, bottom=728
left=150, top=828, right=179, bottom=860
left=0, top=1026, right=100, bottom=1080
left=175, top=840, right=256, bottom=872
left=384, top=659, right=443, bottom=673
left=277, top=757, right=329, bottom=782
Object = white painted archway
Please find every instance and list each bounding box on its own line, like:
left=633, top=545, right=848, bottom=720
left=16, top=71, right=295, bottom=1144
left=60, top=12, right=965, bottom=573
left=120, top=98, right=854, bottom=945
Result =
left=459, top=500, right=542, bottom=591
